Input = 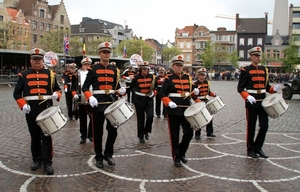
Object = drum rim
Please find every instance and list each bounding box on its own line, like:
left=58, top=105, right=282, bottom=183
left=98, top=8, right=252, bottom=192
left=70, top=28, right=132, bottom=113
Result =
left=104, top=99, right=126, bottom=114
left=36, top=105, right=59, bottom=121
left=184, top=102, right=206, bottom=116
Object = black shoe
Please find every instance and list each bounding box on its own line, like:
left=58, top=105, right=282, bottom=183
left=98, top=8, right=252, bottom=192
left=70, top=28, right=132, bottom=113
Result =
left=145, top=133, right=149, bottom=140
left=88, top=137, right=93, bottom=142
left=256, top=149, right=269, bottom=158
left=105, top=157, right=115, bottom=166
left=95, top=160, right=104, bottom=168
left=181, top=156, right=187, bottom=164
left=195, top=136, right=201, bottom=140
left=247, top=151, right=259, bottom=158
left=31, top=161, right=41, bottom=171
left=207, top=134, right=216, bottom=137
left=174, top=161, right=182, bottom=167
left=157, top=116, right=160, bottom=118
left=43, top=164, right=54, bottom=175
left=79, top=138, right=86, bottom=144
left=139, top=138, right=145, bottom=143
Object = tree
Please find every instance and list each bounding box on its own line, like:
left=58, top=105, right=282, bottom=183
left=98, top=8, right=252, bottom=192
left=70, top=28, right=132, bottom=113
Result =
left=39, top=29, right=69, bottom=53
left=229, top=50, right=240, bottom=69
left=201, top=40, right=215, bottom=70
left=281, top=35, right=300, bottom=73
left=117, top=39, right=154, bottom=61
left=0, top=21, right=19, bottom=49
left=214, top=43, right=229, bottom=72
left=161, top=47, right=181, bottom=64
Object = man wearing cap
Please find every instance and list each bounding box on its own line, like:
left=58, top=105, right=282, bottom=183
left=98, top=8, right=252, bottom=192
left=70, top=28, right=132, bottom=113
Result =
left=64, top=63, right=77, bottom=120
left=121, top=65, right=137, bottom=103
left=131, top=61, right=157, bottom=143
left=71, top=57, right=93, bottom=144
left=194, top=68, right=217, bottom=139
left=154, top=67, right=167, bottom=118
left=159, top=55, right=201, bottom=167
left=82, top=42, right=126, bottom=168
left=13, top=48, right=62, bottom=175
left=237, top=46, right=281, bottom=159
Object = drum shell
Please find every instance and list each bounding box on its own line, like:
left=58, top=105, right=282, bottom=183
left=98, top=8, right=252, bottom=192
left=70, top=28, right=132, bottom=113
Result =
left=36, top=106, right=67, bottom=135
left=184, top=102, right=213, bottom=130
left=262, top=93, right=288, bottom=118
left=104, top=99, right=134, bottom=128
left=206, top=96, right=225, bottom=114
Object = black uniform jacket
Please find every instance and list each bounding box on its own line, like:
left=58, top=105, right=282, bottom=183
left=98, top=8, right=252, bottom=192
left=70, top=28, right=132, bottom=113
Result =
left=82, top=63, right=120, bottom=113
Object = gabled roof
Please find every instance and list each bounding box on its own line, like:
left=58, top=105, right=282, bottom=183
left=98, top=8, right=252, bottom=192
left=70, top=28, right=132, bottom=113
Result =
left=50, top=5, right=59, bottom=19
left=176, top=26, right=194, bottom=36
left=237, top=18, right=267, bottom=33
left=265, top=35, right=290, bottom=45
left=6, top=7, right=29, bottom=24
left=145, top=38, right=162, bottom=50
left=16, top=0, right=38, bottom=16
left=71, top=18, right=110, bottom=35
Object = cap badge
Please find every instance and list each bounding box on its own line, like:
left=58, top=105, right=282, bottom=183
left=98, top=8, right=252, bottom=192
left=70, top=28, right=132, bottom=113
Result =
left=105, top=42, right=109, bottom=47
left=35, top=49, right=39, bottom=54
left=178, top=56, right=182, bottom=60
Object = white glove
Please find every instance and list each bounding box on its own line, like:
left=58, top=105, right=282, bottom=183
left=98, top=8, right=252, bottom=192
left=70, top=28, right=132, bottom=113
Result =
left=22, top=104, right=31, bottom=114
left=247, top=95, right=256, bottom=104
left=125, top=77, right=131, bottom=80
left=193, top=88, right=199, bottom=95
left=149, top=91, right=154, bottom=98
left=213, top=91, right=217, bottom=96
left=89, top=96, right=98, bottom=108
left=168, top=101, right=177, bottom=109
left=62, top=80, right=65, bottom=84
left=118, top=87, right=126, bottom=95
left=74, top=94, right=79, bottom=100
left=274, top=84, right=282, bottom=92
left=51, top=92, right=58, bottom=100
left=64, top=88, right=68, bottom=92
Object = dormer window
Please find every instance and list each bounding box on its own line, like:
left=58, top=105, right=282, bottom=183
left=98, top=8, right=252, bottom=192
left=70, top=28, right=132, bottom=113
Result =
left=79, top=28, right=85, bottom=32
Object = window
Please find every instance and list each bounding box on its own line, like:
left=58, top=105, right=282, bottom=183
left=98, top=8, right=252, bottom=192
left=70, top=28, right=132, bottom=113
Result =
left=40, top=22, right=44, bottom=31
left=248, top=38, right=253, bottom=46
left=79, top=28, right=85, bottom=32
left=180, top=42, right=184, bottom=48
left=186, top=53, right=191, bottom=62
left=18, top=27, right=22, bottom=36
left=292, top=23, right=300, bottom=29
left=257, top=38, right=262, bottom=46
left=0, top=15, right=3, bottom=21
left=33, top=21, right=37, bottom=30
left=239, top=38, right=244, bottom=46
left=273, top=50, right=280, bottom=59
left=229, top=35, right=235, bottom=43
left=196, top=42, right=201, bottom=49
left=60, top=15, right=64, bottom=24
left=54, top=25, right=58, bottom=30
left=46, top=24, right=51, bottom=31
left=40, top=9, right=45, bottom=18
left=293, top=11, right=300, bottom=18
left=182, top=32, right=189, bottom=37
left=24, top=28, right=27, bottom=36
left=199, top=31, right=205, bottom=37
left=239, top=50, right=244, bottom=58
left=33, top=34, right=37, bottom=43
left=274, top=38, right=280, bottom=45
left=186, top=42, right=191, bottom=48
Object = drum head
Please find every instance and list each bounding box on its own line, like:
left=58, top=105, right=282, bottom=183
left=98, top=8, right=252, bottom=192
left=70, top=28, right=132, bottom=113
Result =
left=262, top=93, right=281, bottom=107
left=206, top=96, right=219, bottom=105
left=36, top=106, right=59, bottom=121
left=184, top=102, right=206, bottom=116
left=104, top=99, right=124, bottom=114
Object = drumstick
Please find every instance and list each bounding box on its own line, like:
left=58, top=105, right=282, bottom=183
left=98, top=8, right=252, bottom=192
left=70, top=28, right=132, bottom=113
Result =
left=177, top=105, right=190, bottom=108
left=183, top=85, right=201, bottom=100
left=98, top=101, right=112, bottom=104
left=38, top=98, right=50, bottom=105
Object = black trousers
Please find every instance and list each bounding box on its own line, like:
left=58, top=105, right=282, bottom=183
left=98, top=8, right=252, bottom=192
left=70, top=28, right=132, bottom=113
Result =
left=26, top=116, right=53, bottom=165
left=246, top=107, right=269, bottom=152
left=125, top=83, right=135, bottom=103
left=167, top=114, right=193, bottom=162
left=135, top=105, right=153, bottom=139
left=79, top=105, right=92, bottom=139
left=65, top=92, right=73, bottom=118
left=155, top=93, right=166, bottom=117
left=91, top=112, right=118, bottom=161
left=195, top=119, right=213, bottom=136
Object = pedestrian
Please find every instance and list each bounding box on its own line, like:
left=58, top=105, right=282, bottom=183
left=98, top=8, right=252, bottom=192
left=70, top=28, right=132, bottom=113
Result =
left=71, top=57, right=93, bottom=144
left=154, top=67, right=167, bottom=118
left=13, top=48, right=62, bottom=175
left=81, top=42, right=126, bottom=168
left=194, top=68, right=217, bottom=140
left=131, top=61, right=157, bottom=143
left=237, top=46, right=281, bottom=158
left=159, top=55, right=201, bottom=167
left=121, top=65, right=136, bottom=103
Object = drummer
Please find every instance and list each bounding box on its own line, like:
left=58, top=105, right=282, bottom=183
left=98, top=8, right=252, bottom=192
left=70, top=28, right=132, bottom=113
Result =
left=81, top=42, right=126, bottom=168
left=13, top=48, right=62, bottom=175
left=237, top=46, right=281, bottom=159
left=194, top=68, right=217, bottom=139
left=71, top=57, right=93, bottom=144
left=159, top=55, right=201, bottom=167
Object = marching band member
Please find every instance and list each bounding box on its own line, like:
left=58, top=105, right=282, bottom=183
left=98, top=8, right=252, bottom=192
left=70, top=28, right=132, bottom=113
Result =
left=63, top=63, right=77, bottom=120
left=62, top=64, right=70, bottom=104
left=13, top=48, right=62, bottom=175
left=194, top=68, right=217, bottom=139
left=121, top=65, right=136, bottom=103
left=154, top=67, right=167, bottom=118
left=131, top=61, right=157, bottom=143
left=159, top=55, right=201, bottom=167
left=237, top=46, right=281, bottom=158
left=71, top=57, right=93, bottom=144
left=82, top=42, right=125, bottom=168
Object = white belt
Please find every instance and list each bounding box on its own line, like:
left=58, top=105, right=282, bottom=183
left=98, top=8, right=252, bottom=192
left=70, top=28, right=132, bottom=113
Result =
left=247, top=89, right=266, bottom=94
left=169, top=92, right=189, bottom=97
left=135, top=91, right=149, bottom=97
left=158, top=85, right=162, bottom=87
left=197, top=96, right=207, bottom=99
left=24, top=95, right=52, bottom=100
left=93, top=90, right=115, bottom=94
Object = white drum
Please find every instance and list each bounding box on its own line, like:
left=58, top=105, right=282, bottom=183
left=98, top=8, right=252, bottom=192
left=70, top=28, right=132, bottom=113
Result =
left=262, top=93, right=288, bottom=119
left=206, top=96, right=225, bottom=114
left=184, top=102, right=213, bottom=130
left=36, top=106, right=68, bottom=135
left=104, top=99, right=134, bottom=128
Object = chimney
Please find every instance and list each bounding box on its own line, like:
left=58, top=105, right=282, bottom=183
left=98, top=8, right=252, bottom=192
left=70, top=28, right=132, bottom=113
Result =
left=217, top=27, right=226, bottom=31
left=125, top=25, right=128, bottom=29
left=139, top=36, right=142, bottom=40
left=235, top=13, right=239, bottom=30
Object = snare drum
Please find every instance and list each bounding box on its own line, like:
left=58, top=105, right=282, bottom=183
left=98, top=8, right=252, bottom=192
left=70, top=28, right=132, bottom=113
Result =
left=36, top=106, right=68, bottom=135
left=262, top=93, right=288, bottom=119
left=206, top=96, right=225, bottom=114
left=104, top=99, right=134, bottom=128
left=184, top=102, right=213, bottom=130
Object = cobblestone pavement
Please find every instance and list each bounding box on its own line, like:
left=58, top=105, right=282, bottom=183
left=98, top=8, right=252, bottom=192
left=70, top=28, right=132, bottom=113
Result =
left=0, top=80, right=300, bottom=192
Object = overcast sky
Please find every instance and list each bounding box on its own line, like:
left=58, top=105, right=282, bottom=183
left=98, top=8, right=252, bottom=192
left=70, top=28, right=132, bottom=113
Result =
left=51, top=0, right=298, bottom=43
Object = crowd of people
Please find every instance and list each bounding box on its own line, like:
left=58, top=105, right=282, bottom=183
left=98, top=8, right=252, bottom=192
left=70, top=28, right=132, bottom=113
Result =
left=12, top=44, right=283, bottom=175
